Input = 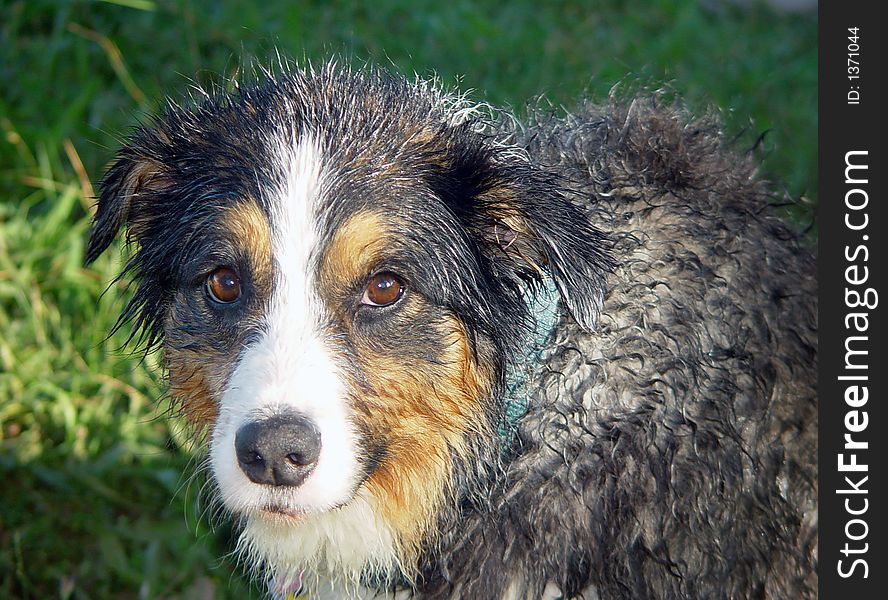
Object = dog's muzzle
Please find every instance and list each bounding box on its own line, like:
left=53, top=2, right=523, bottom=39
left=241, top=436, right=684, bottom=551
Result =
left=234, top=411, right=322, bottom=488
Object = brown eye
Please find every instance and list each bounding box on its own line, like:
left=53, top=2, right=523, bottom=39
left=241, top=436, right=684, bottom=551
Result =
left=361, top=272, right=405, bottom=307
left=206, top=266, right=241, bottom=304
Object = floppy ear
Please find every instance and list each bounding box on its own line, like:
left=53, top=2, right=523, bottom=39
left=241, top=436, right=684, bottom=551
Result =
left=428, top=134, right=614, bottom=331
left=85, top=149, right=169, bottom=265
left=476, top=174, right=614, bottom=331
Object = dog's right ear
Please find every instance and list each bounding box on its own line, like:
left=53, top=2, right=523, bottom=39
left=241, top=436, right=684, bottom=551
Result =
left=85, top=150, right=169, bottom=265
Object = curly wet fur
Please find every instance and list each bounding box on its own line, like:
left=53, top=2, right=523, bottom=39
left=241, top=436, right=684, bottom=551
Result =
left=88, top=65, right=817, bottom=599
left=416, top=99, right=818, bottom=599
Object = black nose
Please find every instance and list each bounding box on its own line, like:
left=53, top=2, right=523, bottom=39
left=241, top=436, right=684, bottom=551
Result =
left=234, top=412, right=322, bottom=487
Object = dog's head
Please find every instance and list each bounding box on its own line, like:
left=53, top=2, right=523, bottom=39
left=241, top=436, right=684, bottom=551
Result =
left=87, top=64, right=610, bottom=586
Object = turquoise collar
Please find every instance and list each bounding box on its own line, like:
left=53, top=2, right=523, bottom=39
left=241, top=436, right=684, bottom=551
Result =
left=500, top=276, right=561, bottom=440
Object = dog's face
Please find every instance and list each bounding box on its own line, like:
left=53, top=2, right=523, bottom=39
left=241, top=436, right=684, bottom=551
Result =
left=87, top=65, right=610, bottom=585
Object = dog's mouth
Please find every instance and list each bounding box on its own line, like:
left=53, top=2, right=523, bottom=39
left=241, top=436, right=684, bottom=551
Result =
left=260, top=504, right=309, bottom=522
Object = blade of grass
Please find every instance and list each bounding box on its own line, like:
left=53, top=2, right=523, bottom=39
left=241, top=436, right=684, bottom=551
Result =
left=67, top=23, right=147, bottom=105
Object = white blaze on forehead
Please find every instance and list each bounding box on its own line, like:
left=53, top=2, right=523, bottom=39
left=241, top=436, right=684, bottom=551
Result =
left=211, top=136, right=362, bottom=516
left=274, top=134, right=325, bottom=312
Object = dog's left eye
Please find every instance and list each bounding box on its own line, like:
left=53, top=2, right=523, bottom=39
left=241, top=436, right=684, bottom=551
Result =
left=361, top=272, right=405, bottom=307
left=206, top=266, right=241, bottom=304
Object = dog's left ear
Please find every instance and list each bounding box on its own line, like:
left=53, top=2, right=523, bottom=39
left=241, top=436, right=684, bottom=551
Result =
left=475, top=172, right=613, bottom=331
left=431, top=136, right=613, bottom=330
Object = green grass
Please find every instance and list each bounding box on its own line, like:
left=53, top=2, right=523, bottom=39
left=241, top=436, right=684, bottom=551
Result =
left=1, top=1, right=815, bottom=598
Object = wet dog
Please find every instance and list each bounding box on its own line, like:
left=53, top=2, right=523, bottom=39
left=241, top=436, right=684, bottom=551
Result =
left=87, top=63, right=817, bottom=599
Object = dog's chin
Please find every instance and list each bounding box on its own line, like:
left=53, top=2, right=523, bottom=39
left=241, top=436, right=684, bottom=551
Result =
left=235, top=487, right=401, bottom=589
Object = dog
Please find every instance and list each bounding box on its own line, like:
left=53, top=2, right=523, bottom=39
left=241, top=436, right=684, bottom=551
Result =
left=86, top=62, right=817, bottom=599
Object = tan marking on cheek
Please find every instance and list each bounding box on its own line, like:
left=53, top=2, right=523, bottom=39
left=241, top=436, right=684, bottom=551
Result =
left=354, top=315, right=494, bottom=567
left=320, top=210, right=390, bottom=298
left=165, top=347, right=221, bottom=429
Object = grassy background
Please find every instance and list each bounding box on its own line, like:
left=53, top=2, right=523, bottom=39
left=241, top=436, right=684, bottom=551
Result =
left=1, top=1, right=816, bottom=598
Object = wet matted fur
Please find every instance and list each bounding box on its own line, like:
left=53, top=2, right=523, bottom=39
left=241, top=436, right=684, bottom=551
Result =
left=87, top=63, right=817, bottom=599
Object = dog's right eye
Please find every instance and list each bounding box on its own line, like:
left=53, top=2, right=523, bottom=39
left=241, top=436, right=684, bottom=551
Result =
left=206, top=266, right=241, bottom=304
left=361, top=272, right=405, bottom=307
